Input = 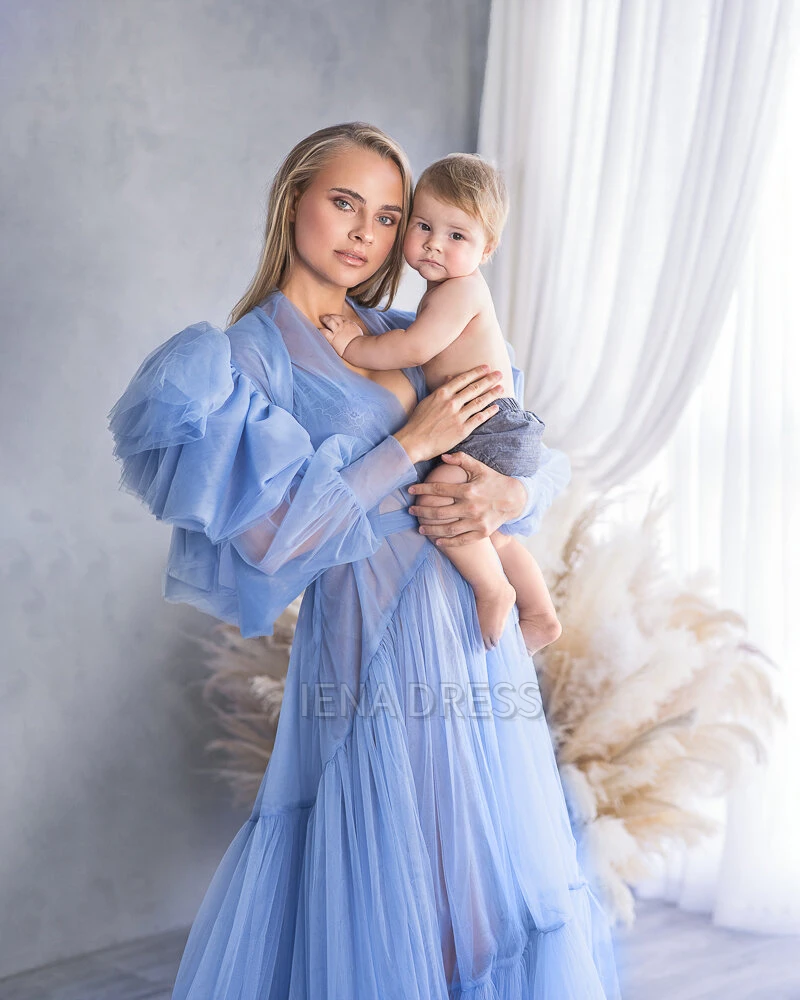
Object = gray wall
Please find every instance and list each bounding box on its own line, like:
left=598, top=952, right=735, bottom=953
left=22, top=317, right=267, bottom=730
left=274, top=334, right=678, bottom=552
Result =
left=0, top=0, right=491, bottom=979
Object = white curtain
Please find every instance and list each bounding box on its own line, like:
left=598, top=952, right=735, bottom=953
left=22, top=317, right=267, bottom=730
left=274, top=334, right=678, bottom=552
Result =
left=629, top=42, right=800, bottom=933
left=478, top=0, right=795, bottom=490
left=479, top=0, right=800, bottom=931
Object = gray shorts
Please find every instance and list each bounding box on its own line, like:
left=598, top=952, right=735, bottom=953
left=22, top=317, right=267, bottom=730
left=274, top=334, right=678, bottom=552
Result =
left=443, top=396, right=545, bottom=477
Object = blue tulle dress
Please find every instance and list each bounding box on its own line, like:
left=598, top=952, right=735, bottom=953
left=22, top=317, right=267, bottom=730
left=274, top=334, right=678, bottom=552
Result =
left=108, top=289, right=621, bottom=999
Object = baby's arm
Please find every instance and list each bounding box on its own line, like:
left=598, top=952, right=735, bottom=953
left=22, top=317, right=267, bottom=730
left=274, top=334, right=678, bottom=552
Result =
left=320, top=277, right=481, bottom=370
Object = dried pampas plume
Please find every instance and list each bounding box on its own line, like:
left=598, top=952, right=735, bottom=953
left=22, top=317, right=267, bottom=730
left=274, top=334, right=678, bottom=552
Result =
left=194, top=596, right=302, bottom=808
left=530, top=474, right=786, bottom=926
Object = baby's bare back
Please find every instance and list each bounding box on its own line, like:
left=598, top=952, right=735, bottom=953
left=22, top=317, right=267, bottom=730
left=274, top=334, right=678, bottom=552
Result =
left=420, top=273, right=515, bottom=396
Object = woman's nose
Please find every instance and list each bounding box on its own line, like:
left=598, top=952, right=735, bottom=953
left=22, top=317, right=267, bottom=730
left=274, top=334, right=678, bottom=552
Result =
left=351, top=221, right=374, bottom=244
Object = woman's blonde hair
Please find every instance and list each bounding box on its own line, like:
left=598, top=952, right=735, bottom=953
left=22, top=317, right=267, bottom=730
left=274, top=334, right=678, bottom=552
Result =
left=229, top=122, right=412, bottom=326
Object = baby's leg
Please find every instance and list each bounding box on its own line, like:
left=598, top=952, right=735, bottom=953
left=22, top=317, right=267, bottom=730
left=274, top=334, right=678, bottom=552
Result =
left=417, top=462, right=515, bottom=650
left=491, top=533, right=562, bottom=655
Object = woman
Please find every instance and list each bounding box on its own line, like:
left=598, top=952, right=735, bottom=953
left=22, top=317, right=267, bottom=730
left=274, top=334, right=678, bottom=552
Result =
left=109, top=122, right=621, bottom=999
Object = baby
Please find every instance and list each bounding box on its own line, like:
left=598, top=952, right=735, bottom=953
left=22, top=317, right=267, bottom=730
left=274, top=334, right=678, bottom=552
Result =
left=320, top=153, right=562, bottom=655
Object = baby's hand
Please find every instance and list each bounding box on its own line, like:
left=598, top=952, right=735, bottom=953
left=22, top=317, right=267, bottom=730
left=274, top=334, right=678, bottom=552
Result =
left=319, top=314, right=364, bottom=357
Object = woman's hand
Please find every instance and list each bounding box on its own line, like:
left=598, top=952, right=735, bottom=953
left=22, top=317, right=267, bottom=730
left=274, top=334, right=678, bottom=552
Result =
left=408, top=453, right=529, bottom=548
left=319, top=314, right=363, bottom=358
left=393, top=365, right=505, bottom=464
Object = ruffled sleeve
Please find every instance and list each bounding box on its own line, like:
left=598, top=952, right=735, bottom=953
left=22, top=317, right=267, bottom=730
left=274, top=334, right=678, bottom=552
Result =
left=381, top=307, right=571, bottom=537
left=108, top=320, right=419, bottom=637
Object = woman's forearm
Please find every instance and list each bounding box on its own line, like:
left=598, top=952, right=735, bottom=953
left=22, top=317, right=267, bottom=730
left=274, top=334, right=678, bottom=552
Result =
left=392, top=426, right=424, bottom=465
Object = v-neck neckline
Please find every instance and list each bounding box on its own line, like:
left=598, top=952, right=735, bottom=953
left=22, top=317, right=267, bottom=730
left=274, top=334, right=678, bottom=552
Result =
left=265, top=290, right=418, bottom=419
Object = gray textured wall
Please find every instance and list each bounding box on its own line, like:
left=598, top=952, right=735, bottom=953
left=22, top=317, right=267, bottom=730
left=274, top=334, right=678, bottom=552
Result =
left=0, top=0, right=491, bottom=979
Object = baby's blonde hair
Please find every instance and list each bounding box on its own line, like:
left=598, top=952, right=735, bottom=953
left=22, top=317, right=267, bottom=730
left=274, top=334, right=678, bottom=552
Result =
left=414, top=153, right=509, bottom=257
left=229, top=122, right=413, bottom=326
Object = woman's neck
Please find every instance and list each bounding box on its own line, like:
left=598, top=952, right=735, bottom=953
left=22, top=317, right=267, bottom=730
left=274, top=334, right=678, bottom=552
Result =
left=279, top=270, right=349, bottom=325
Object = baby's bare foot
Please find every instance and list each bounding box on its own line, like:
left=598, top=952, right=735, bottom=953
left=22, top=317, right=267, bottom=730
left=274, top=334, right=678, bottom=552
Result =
left=474, top=579, right=517, bottom=650
left=519, top=613, right=562, bottom=656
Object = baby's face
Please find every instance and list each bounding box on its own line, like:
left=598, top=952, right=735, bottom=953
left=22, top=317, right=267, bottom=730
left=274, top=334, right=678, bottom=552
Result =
left=403, top=188, right=493, bottom=282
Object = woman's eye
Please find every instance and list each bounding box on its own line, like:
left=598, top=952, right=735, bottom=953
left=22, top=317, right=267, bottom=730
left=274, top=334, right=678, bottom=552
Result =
left=377, top=215, right=396, bottom=226
left=334, top=198, right=353, bottom=211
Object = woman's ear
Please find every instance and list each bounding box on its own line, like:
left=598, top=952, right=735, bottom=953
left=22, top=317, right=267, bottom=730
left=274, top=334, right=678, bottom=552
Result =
left=288, top=188, right=299, bottom=223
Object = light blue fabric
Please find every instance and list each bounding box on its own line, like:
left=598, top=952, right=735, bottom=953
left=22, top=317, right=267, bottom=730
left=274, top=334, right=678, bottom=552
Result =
left=108, top=290, right=620, bottom=998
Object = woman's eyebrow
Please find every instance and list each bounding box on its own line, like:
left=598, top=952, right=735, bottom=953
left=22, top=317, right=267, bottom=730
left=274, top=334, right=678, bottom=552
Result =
left=329, top=187, right=402, bottom=213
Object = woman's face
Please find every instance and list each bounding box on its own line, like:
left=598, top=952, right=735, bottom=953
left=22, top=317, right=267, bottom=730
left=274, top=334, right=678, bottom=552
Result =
left=288, top=145, right=404, bottom=291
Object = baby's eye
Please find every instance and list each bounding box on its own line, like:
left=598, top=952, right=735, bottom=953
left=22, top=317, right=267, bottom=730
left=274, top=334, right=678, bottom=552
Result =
left=418, top=222, right=431, bottom=231
left=451, top=232, right=465, bottom=241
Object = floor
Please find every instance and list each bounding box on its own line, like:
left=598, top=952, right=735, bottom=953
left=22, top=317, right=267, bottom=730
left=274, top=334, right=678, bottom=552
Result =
left=613, top=898, right=800, bottom=999
left=0, top=930, right=187, bottom=1000
left=1, top=899, right=799, bottom=999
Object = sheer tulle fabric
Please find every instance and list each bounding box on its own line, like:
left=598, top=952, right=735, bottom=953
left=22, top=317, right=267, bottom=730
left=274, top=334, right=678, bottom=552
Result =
left=108, top=290, right=621, bottom=997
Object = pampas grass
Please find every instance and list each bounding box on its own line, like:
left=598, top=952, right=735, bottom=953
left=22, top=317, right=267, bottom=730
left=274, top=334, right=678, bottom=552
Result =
left=195, top=596, right=301, bottom=808
left=195, top=478, right=785, bottom=926
left=532, top=475, right=786, bottom=925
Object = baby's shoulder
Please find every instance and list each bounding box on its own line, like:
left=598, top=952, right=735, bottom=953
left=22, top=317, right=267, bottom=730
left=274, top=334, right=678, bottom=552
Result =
left=426, top=271, right=486, bottom=308
left=451, top=270, right=493, bottom=305
left=446, top=270, right=483, bottom=290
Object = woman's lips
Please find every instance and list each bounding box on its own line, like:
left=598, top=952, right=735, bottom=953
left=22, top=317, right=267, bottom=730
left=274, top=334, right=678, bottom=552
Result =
left=335, top=250, right=368, bottom=266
